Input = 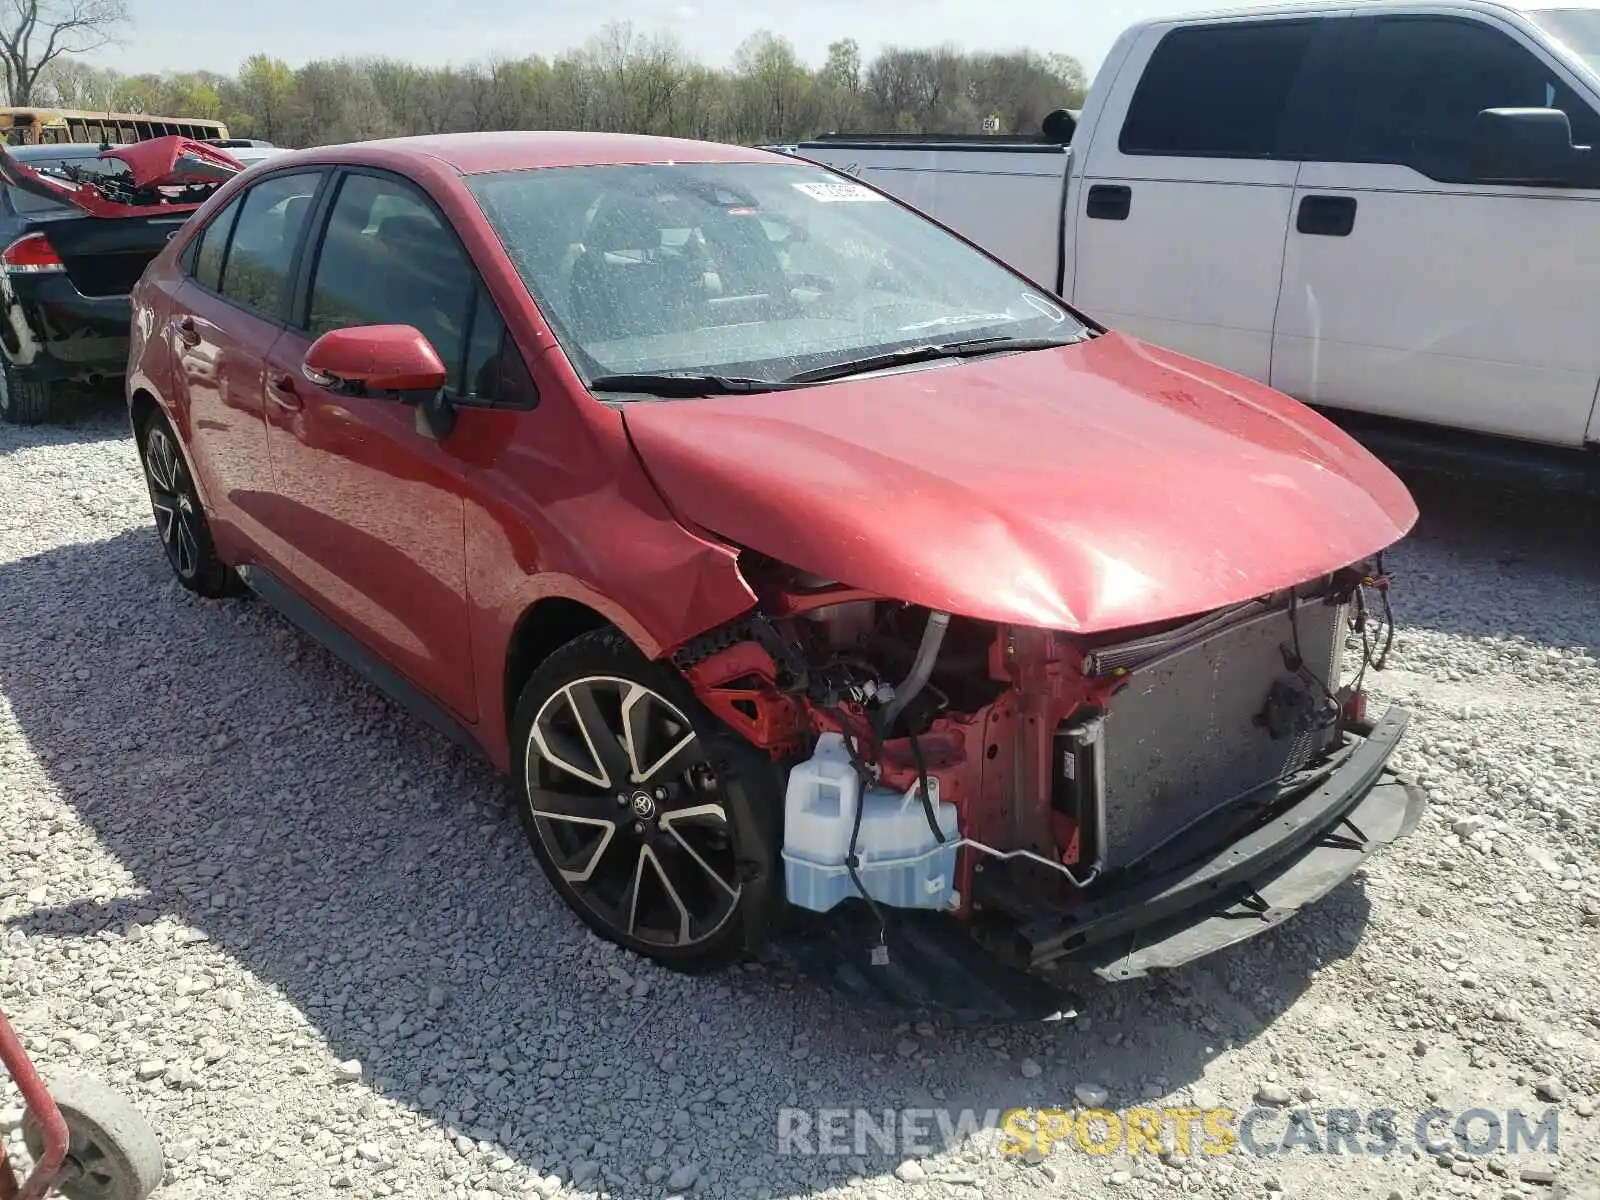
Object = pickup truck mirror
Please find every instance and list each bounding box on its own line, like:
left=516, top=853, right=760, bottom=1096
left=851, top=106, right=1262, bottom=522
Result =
left=1471, top=107, right=1586, bottom=185
left=302, top=325, right=449, bottom=394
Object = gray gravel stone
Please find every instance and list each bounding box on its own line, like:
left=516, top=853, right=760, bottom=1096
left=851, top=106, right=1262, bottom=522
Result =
left=1256, top=1083, right=1293, bottom=1107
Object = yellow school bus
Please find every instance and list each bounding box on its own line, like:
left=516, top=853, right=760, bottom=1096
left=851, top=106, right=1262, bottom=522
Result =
left=0, top=107, right=229, bottom=146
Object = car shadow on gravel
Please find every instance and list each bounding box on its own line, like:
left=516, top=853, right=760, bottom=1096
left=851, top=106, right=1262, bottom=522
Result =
left=1394, top=469, right=1600, bottom=650
left=1, top=528, right=1370, bottom=1197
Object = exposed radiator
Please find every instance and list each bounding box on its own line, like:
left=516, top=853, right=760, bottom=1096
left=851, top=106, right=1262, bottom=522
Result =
left=1096, top=600, right=1345, bottom=869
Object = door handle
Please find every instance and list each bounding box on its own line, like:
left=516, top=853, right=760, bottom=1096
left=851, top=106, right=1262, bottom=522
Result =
left=1086, top=184, right=1132, bottom=221
left=267, top=374, right=303, bottom=411
left=175, top=316, right=200, bottom=347
left=1296, top=194, right=1357, bottom=237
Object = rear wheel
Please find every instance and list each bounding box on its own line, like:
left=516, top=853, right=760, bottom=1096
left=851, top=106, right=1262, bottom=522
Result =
left=0, top=360, right=60, bottom=425
left=137, top=410, right=238, bottom=597
left=512, top=629, right=780, bottom=970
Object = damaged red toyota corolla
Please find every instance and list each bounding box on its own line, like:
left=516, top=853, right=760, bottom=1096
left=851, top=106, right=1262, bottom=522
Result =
left=124, top=131, right=1424, bottom=1015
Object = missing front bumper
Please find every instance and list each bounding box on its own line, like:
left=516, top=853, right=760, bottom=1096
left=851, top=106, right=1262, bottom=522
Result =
left=1010, top=706, right=1422, bottom=976
left=767, top=708, right=1421, bottom=1020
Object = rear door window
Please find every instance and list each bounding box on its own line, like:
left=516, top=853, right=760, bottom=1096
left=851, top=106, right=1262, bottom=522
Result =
left=1340, top=16, right=1600, bottom=181
left=218, top=172, right=323, bottom=320
left=1119, top=20, right=1319, bottom=159
left=190, top=196, right=242, bottom=292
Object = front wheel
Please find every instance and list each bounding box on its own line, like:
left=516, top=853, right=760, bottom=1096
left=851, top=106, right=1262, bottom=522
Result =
left=511, top=629, right=781, bottom=970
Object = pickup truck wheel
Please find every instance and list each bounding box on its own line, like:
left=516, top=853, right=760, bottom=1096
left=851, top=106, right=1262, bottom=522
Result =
left=137, top=411, right=239, bottom=598
left=0, top=361, right=60, bottom=425
left=511, top=629, right=780, bottom=972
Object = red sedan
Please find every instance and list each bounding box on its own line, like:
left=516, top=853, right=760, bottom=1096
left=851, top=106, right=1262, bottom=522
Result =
left=126, top=131, right=1423, bottom=999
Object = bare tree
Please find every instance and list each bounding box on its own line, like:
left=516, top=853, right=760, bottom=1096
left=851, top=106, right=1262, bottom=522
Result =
left=0, top=0, right=128, bottom=106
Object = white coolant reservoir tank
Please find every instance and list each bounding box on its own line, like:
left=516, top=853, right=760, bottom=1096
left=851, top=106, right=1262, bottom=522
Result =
left=782, top=733, right=961, bottom=913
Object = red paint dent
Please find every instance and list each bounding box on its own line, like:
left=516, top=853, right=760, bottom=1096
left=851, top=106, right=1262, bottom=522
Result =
left=623, top=331, right=1417, bottom=632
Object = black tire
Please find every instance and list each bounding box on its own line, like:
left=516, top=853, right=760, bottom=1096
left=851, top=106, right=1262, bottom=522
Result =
left=136, top=409, right=239, bottom=598
left=22, top=1074, right=165, bottom=1200
left=0, top=360, right=61, bottom=425
left=511, top=628, right=784, bottom=971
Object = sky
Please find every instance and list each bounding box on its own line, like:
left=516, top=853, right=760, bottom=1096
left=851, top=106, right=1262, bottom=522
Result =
left=95, top=0, right=1277, bottom=80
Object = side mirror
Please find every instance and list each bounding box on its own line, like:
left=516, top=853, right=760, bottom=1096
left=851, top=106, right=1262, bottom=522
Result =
left=1472, top=107, right=1581, bottom=185
left=302, top=325, right=449, bottom=394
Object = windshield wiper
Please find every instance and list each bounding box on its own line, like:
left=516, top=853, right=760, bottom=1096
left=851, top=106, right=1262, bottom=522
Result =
left=782, top=335, right=1083, bottom=385
left=587, top=372, right=801, bottom=397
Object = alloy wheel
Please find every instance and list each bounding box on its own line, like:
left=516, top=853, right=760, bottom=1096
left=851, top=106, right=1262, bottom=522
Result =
left=142, top=425, right=201, bottom=580
left=525, top=676, right=742, bottom=949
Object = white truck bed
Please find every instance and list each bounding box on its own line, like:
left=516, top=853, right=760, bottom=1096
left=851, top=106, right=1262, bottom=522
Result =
left=789, top=138, right=1070, bottom=294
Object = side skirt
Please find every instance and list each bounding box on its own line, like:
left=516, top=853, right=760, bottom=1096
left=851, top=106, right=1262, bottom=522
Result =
left=236, top=564, right=487, bottom=762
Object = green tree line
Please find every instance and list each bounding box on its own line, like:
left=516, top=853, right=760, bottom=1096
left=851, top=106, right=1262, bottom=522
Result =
left=33, top=24, right=1088, bottom=148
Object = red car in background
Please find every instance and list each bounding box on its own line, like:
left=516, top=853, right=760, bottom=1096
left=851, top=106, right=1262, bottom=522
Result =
left=123, top=131, right=1424, bottom=1008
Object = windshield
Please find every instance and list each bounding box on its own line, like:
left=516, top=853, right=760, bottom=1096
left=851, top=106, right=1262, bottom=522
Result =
left=1530, top=8, right=1600, bottom=77
left=466, top=160, right=1085, bottom=388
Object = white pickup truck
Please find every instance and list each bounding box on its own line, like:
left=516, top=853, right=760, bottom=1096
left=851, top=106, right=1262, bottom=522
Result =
left=786, top=0, right=1600, bottom=461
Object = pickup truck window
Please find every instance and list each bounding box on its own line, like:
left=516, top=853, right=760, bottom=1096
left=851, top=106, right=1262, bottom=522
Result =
left=1120, top=20, right=1317, bottom=159
left=1342, top=16, right=1600, bottom=182
left=467, top=161, right=1084, bottom=388
left=1529, top=8, right=1600, bottom=78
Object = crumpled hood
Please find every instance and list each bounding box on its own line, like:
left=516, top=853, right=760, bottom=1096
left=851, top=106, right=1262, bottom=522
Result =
left=621, top=332, right=1418, bottom=632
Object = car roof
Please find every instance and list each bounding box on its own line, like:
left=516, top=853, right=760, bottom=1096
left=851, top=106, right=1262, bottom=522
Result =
left=263, top=131, right=783, bottom=177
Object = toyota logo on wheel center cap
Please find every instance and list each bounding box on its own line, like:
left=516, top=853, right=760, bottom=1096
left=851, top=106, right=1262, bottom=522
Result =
left=630, top=791, right=656, bottom=819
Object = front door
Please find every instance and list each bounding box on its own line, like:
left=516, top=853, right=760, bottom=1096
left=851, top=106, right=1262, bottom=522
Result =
left=1271, top=12, right=1600, bottom=448
left=262, top=169, right=480, bottom=721
left=1070, top=16, right=1322, bottom=382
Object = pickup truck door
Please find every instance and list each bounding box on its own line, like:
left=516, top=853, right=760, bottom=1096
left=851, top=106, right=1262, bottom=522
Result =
left=1272, top=12, right=1600, bottom=448
left=1069, top=17, right=1325, bottom=383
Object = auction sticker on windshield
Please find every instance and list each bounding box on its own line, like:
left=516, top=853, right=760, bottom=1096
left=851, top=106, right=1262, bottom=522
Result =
left=793, top=181, right=886, bottom=202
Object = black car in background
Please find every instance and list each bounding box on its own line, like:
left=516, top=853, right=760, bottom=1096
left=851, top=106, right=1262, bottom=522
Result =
left=0, top=141, right=281, bottom=425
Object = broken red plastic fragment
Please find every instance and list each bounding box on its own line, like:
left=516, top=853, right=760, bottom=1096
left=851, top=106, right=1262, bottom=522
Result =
left=0, top=135, right=244, bottom=219
left=99, top=136, right=244, bottom=189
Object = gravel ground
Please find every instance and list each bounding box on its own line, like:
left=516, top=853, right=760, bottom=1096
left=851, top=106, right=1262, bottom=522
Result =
left=1, top=399, right=1597, bottom=1200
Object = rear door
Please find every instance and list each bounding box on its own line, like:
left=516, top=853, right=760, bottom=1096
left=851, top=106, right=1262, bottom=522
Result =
left=1070, top=16, right=1330, bottom=381
left=1271, top=12, right=1600, bottom=446
left=167, top=170, right=325, bottom=572
left=261, top=168, right=490, bottom=721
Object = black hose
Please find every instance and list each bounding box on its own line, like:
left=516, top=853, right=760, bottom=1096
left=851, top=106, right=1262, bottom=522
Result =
left=820, top=707, right=889, bottom=954
left=907, top=727, right=946, bottom=845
